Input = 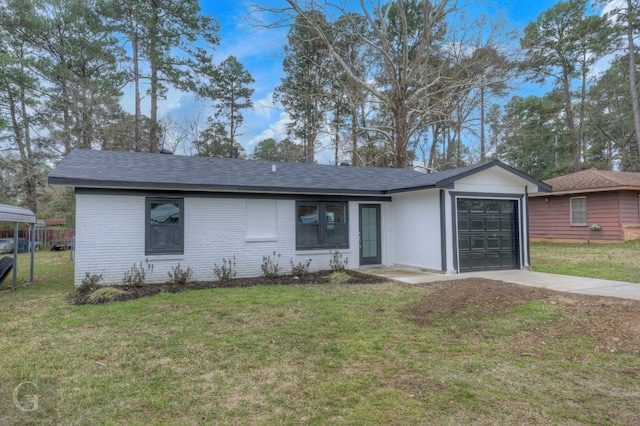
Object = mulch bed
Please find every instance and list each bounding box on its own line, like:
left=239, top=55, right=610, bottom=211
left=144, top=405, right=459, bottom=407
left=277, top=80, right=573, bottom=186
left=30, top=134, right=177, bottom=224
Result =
left=67, top=270, right=387, bottom=305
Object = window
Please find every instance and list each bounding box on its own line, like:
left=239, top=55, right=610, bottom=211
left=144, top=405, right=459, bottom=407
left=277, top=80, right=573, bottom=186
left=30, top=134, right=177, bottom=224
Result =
left=296, top=201, right=348, bottom=249
left=570, top=197, right=587, bottom=226
left=146, top=198, right=184, bottom=255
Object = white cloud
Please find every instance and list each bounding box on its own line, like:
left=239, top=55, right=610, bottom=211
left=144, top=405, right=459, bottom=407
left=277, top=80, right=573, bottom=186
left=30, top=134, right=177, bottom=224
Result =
left=253, top=93, right=277, bottom=120
left=601, top=0, right=625, bottom=19
left=245, top=110, right=291, bottom=151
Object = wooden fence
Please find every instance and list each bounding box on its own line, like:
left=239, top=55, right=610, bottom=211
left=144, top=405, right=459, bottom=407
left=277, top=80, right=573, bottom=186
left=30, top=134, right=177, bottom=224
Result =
left=0, top=228, right=75, bottom=249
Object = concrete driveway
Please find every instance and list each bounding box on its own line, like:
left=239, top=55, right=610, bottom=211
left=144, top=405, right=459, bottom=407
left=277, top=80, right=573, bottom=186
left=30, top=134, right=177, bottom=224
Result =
left=359, top=267, right=640, bottom=301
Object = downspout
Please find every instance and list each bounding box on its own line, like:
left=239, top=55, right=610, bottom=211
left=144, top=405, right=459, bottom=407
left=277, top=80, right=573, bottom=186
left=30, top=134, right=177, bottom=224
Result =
left=439, top=189, right=447, bottom=273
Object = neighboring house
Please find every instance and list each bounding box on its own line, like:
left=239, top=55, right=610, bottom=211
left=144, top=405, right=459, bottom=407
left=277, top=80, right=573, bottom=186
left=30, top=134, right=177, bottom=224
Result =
left=48, top=149, right=550, bottom=286
left=529, top=169, right=640, bottom=242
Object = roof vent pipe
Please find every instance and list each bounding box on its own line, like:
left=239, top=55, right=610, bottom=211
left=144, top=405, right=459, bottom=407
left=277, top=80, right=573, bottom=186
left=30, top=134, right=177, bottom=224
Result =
left=160, top=148, right=173, bottom=154
left=272, top=164, right=276, bottom=173
left=340, top=161, right=350, bottom=166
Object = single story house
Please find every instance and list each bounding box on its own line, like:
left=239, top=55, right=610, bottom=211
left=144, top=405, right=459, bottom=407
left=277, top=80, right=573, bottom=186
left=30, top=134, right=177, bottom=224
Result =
left=529, top=169, right=640, bottom=242
left=48, top=149, right=550, bottom=286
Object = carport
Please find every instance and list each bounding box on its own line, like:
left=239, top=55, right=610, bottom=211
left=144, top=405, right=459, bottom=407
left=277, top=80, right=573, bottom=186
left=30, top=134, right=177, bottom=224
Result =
left=0, top=203, right=36, bottom=289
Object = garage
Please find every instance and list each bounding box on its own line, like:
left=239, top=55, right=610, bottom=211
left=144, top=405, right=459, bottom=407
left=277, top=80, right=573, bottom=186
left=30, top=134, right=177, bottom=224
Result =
left=456, top=198, right=519, bottom=272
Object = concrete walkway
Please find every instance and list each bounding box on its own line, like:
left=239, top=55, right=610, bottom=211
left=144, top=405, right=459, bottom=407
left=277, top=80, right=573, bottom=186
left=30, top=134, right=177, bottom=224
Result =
left=358, top=266, right=640, bottom=301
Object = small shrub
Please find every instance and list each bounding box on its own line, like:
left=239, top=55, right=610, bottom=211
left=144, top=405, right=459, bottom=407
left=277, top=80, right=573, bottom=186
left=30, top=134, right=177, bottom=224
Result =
left=214, top=256, right=237, bottom=283
left=261, top=251, right=282, bottom=280
left=330, top=249, right=348, bottom=272
left=78, top=272, right=103, bottom=292
left=329, top=270, right=350, bottom=284
left=89, top=287, right=125, bottom=301
left=168, top=263, right=193, bottom=285
left=290, top=258, right=312, bottom=277
left=122, top=260, right=153, bottom=287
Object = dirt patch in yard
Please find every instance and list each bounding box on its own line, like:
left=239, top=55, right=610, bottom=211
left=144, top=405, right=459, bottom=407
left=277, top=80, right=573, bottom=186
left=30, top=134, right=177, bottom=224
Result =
left=67, top=270, right=386, bottom=305
left=406, top=278, right=640, bottom=355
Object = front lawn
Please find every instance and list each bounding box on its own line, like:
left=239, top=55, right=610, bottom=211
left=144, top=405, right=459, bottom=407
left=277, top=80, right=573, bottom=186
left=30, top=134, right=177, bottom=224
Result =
left=530, top=239, right=640, bottom=282
left=1, top=251, right=639, bottom=424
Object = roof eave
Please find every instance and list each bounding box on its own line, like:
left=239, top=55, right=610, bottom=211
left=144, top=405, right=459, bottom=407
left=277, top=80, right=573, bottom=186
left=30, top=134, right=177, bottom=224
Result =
left=530, top=185, right=640, bottom=197
left=48, top=177, right=388, bottom=197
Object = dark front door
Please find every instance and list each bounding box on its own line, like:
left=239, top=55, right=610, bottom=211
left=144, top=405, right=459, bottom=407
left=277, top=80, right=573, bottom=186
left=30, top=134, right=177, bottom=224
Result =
left=359, top=204, right=381, bottom=265
left=457, top=198, right=519, bottom=272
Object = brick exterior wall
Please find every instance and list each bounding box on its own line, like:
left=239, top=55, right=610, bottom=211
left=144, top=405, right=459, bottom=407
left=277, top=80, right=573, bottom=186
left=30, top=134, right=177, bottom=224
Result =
left=623, top=225, right=640, bottom=241
left=74, top=194, right=391, bottom=286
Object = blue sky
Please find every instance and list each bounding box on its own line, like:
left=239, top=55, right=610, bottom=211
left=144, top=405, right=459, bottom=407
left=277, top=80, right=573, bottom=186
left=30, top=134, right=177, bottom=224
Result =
left=143, top=0, right=581, bottom=162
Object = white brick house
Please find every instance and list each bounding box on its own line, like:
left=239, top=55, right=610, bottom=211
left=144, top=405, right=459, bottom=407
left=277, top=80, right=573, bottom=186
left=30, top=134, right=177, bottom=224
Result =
left=48, top=149, right=550, bottom=286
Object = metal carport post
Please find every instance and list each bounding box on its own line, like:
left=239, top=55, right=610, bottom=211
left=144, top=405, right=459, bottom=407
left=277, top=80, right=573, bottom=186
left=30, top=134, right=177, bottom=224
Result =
left=0, top=204, right=37, bottom=289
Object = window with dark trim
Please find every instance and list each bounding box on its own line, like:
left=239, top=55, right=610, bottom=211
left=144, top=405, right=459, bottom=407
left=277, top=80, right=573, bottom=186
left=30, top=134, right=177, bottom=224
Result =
left=570, top=196, right=587, bottom=226
left=146, top=198, right=184, bottom=255
left=296, top=201, right=348, bottom=249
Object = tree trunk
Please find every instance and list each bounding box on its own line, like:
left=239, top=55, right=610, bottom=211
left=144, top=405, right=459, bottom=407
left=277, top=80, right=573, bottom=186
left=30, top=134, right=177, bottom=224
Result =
left=428, top=123, right=441, bottom=169
left=8, top=91, right=37, bottom=214
left=81, top=85, right=91, bottom=149
left=150, top=59, right=159, bottom=153
left=394, top=105, right=409, bottom=168
left=132, top=28, right=142, bottom=152
left=351, top=110, right=359, bottom=166
left=149, top=2, right=160, bottom=153
left=480, top=85, right=486, bottom=162
left=60, top=78, right=72, bottom=155
left=627, top=0, right=640, bottom=159
left=229, top=85, right=235, bottom=158
left=562, top=68, right=580, bottom=171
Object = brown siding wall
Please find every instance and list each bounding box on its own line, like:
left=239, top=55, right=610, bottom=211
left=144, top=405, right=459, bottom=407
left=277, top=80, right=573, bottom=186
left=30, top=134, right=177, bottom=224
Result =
left=619, top=191, right=640, bottom=225
left=529, top=191, right=630, bottom=242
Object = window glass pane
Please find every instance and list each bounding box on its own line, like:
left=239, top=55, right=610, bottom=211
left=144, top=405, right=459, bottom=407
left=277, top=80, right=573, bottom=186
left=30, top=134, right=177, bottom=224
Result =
left=149, top=224, right=181, bottom=251
left=500, top=201, right=513, bottom=213
left=150, top=202, right=180, bottom=224
left=326, top=223, right=347, bottom=245
left=471, top=200, right=484, bottom=213
left=297, top=203, right=319, bottom=246
left=457, top=199, right=469, bottom=212
left=326, top=205, right=346, bottom=223
left=297, top=224, right=319, bottom=245
left=486, top=201, right=499, bottom=213
left=147, top=199, right=183, bottom=254
left=297, top=204, right=318, bottom=224
left=571, top=197, right=586, bottom=225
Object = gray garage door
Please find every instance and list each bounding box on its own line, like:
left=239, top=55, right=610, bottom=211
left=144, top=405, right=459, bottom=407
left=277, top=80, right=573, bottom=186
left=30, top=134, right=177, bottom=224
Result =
left=457, top=198, right=519, bottom=272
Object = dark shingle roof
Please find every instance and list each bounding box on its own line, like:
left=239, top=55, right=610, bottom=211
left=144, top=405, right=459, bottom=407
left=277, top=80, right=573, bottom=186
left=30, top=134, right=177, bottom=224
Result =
left=544, top=170, right=640, bottom=194
left=48, top=149, right=549, bottom=195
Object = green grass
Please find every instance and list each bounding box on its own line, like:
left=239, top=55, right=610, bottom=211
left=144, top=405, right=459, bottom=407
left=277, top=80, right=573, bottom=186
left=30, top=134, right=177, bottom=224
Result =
left=1, top=251, right=639, bottom=424
left=531, top=239, right=640, bottom=282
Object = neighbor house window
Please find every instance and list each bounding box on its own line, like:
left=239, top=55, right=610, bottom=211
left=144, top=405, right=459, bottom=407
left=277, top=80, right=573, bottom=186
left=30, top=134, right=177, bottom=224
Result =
left=296, top=201, right=348, bottom=249
left=570, top=196, right=587, bottom=226
left=146, top=198, right=184, bottom=255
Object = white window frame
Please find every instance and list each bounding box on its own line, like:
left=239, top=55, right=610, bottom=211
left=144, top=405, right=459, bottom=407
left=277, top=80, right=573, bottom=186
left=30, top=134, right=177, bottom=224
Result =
left=570, top=196, right=587, bottom=226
